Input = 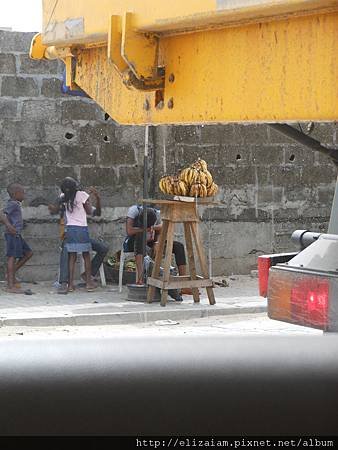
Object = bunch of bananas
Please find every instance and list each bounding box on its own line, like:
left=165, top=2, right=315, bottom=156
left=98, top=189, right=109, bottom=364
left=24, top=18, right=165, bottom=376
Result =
left=159, top=175, right=188, bottom=196
left=189, top=183, right=208, bottom=198
left=158, top=157, right=218, bottom=198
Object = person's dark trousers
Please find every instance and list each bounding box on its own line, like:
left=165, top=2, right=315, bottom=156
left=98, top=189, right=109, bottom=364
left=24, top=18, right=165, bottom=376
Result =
left=132, top=233, right=186, bottom=266
left=90, top=239, right=109, bottom=276
left=59, top=238, right=109, bottom=283
left=59, top=240, right=68, bottom=284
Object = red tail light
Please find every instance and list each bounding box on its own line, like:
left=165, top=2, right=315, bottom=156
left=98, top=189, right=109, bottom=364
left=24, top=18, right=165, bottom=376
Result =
left=258, top=252, right=298, bottom=298
left=268, top=269, right=331, bottom=330
left=258, top=256, right=271, bottom=297
left=291, top=278, right=329, bottom=328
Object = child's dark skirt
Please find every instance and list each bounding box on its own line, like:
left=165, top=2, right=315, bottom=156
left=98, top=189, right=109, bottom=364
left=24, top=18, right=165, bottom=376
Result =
left=65, top=226, right=92, bottom=253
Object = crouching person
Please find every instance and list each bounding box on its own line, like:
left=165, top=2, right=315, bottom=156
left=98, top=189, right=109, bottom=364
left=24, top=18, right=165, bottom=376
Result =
left=125, top=205, right=192, bottom=294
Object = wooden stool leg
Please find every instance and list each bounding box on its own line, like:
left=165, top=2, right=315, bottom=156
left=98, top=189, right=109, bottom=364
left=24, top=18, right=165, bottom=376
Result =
left=183, top=222, right=200, bottom=303
left=147, top=220, right=169, bottom=303
left=190, top=222, right=216, bottom=305
left=160, top=221, right=175, bottom=307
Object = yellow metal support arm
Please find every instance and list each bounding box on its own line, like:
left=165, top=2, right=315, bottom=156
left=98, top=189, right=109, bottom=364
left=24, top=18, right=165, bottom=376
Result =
left=31, top=0, right=338, bottom=125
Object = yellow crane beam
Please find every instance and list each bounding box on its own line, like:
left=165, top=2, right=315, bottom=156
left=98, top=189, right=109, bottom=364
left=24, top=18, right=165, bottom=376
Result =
left=41, top=0, right=338, bottom=43
left=31, top=0, right=338, bottom=125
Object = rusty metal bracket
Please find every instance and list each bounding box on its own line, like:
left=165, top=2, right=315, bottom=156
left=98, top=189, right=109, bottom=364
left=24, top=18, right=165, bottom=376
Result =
left=108, top=13, right=164, bottom=91
left=121, top=12, right=161, bottom=84
left=122, top=70, right=165, bottom=91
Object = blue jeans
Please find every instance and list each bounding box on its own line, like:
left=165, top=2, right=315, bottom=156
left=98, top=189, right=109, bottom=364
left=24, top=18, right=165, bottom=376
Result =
left=59, top=238, right=109, bottom=284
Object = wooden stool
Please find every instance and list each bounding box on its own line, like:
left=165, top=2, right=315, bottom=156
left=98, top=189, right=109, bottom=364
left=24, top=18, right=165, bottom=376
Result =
left=145, top=199, right=215, bottom=307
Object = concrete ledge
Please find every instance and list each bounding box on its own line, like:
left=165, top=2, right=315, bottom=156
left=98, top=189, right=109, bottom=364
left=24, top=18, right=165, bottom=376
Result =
left=0, top=304, right=267, bottom=327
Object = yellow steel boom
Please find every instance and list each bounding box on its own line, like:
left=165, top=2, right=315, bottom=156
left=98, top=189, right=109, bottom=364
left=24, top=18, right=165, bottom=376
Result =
left=31, top=0, right=338, bottom=125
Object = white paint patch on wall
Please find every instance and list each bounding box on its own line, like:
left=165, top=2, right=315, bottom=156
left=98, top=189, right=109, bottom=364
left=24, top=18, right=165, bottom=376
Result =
left=217, top=0, right=274, bottom=10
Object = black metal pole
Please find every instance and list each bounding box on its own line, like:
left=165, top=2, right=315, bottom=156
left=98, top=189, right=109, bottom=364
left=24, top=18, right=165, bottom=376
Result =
left=142, top=125, right=149, bottom=283
left=269, top=124, right=338, bottom=233
left=268, top=124, right=338, bottom=164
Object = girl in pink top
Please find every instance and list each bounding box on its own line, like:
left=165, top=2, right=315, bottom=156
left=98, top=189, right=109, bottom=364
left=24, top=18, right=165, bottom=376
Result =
left=60, top=177, right=97, bottom=292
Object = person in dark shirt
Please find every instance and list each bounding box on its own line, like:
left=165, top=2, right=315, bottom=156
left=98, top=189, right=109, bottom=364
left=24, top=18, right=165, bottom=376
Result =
left=2, top=183, right=33, bottom=293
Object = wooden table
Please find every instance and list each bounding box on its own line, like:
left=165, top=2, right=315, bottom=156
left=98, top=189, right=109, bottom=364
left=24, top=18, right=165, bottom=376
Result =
left=142, top=199, right=216, bottom=307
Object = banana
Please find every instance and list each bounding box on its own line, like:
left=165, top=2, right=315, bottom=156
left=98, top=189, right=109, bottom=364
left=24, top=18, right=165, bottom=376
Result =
left=189, top=182, right=206, bottom=197
left=189, top=183, right=197, bottom=197
left=172, top=178, right=180, bottom=196
left=204, top=170, right=213, bottom=187
left=179, top=167, right=198, bottom=186
left=179, top=180, right=188, bottom=196
left=179, top=168, right=190, bottom=184
left=197, top=170, right=208, bottom=186
left=168, top=177, right=175, bottom=195
left=170, top=178, right=187, bottom=196
left=159, top=176, right=169, bottom=194
left=207, top=182, right=218, bottom=197
left=199, top=159, right=208, bottom=172
left=189, top=168, right=199, bottom=185
left=160, top=175, right=173, bottom=195
left=199, top=183, right=207, bottom=198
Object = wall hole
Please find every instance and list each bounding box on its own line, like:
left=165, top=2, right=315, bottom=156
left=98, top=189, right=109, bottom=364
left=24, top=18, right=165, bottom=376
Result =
left=65, top=132, right=74, bottom=140
left=236, top=154, right=242, bottom=160
left=103, top=136, right=110, bottom=143
left=289, top=154, right=295, bottom=162
left=155, top=90, right=164, bottom=109
left=104, top=113, right=110, bottom=121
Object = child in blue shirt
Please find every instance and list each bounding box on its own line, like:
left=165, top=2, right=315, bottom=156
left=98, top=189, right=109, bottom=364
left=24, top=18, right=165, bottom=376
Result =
left=2, top=183, right=33, bottom=293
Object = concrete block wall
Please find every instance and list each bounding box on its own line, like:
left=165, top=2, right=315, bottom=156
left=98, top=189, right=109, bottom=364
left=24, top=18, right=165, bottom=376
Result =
left=0, top=30, right=337, bottom=280
left=153, top=124, right=337, bottom=275
left=0, top=31, right=146, bottom=281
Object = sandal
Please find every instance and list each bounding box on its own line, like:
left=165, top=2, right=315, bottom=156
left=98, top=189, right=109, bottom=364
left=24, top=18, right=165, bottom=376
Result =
left=24, top=289, right=34, bottom=295
left=58, top=284, right=68, bottom=295
left=86, top=284, right=98, bottom=292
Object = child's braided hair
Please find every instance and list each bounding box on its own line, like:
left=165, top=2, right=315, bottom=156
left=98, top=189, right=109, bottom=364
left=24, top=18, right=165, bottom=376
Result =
left=60, top=177, right=78, bottom=213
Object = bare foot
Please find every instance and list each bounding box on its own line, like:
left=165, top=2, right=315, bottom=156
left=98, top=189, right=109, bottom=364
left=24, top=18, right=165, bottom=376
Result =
left=6, top=287, right=25, bottom=294
left=68, top=285, right=76, bottom=292
left=81, top=273, right=97, bottom=283
left=5, top=274, right=21, bottom=288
